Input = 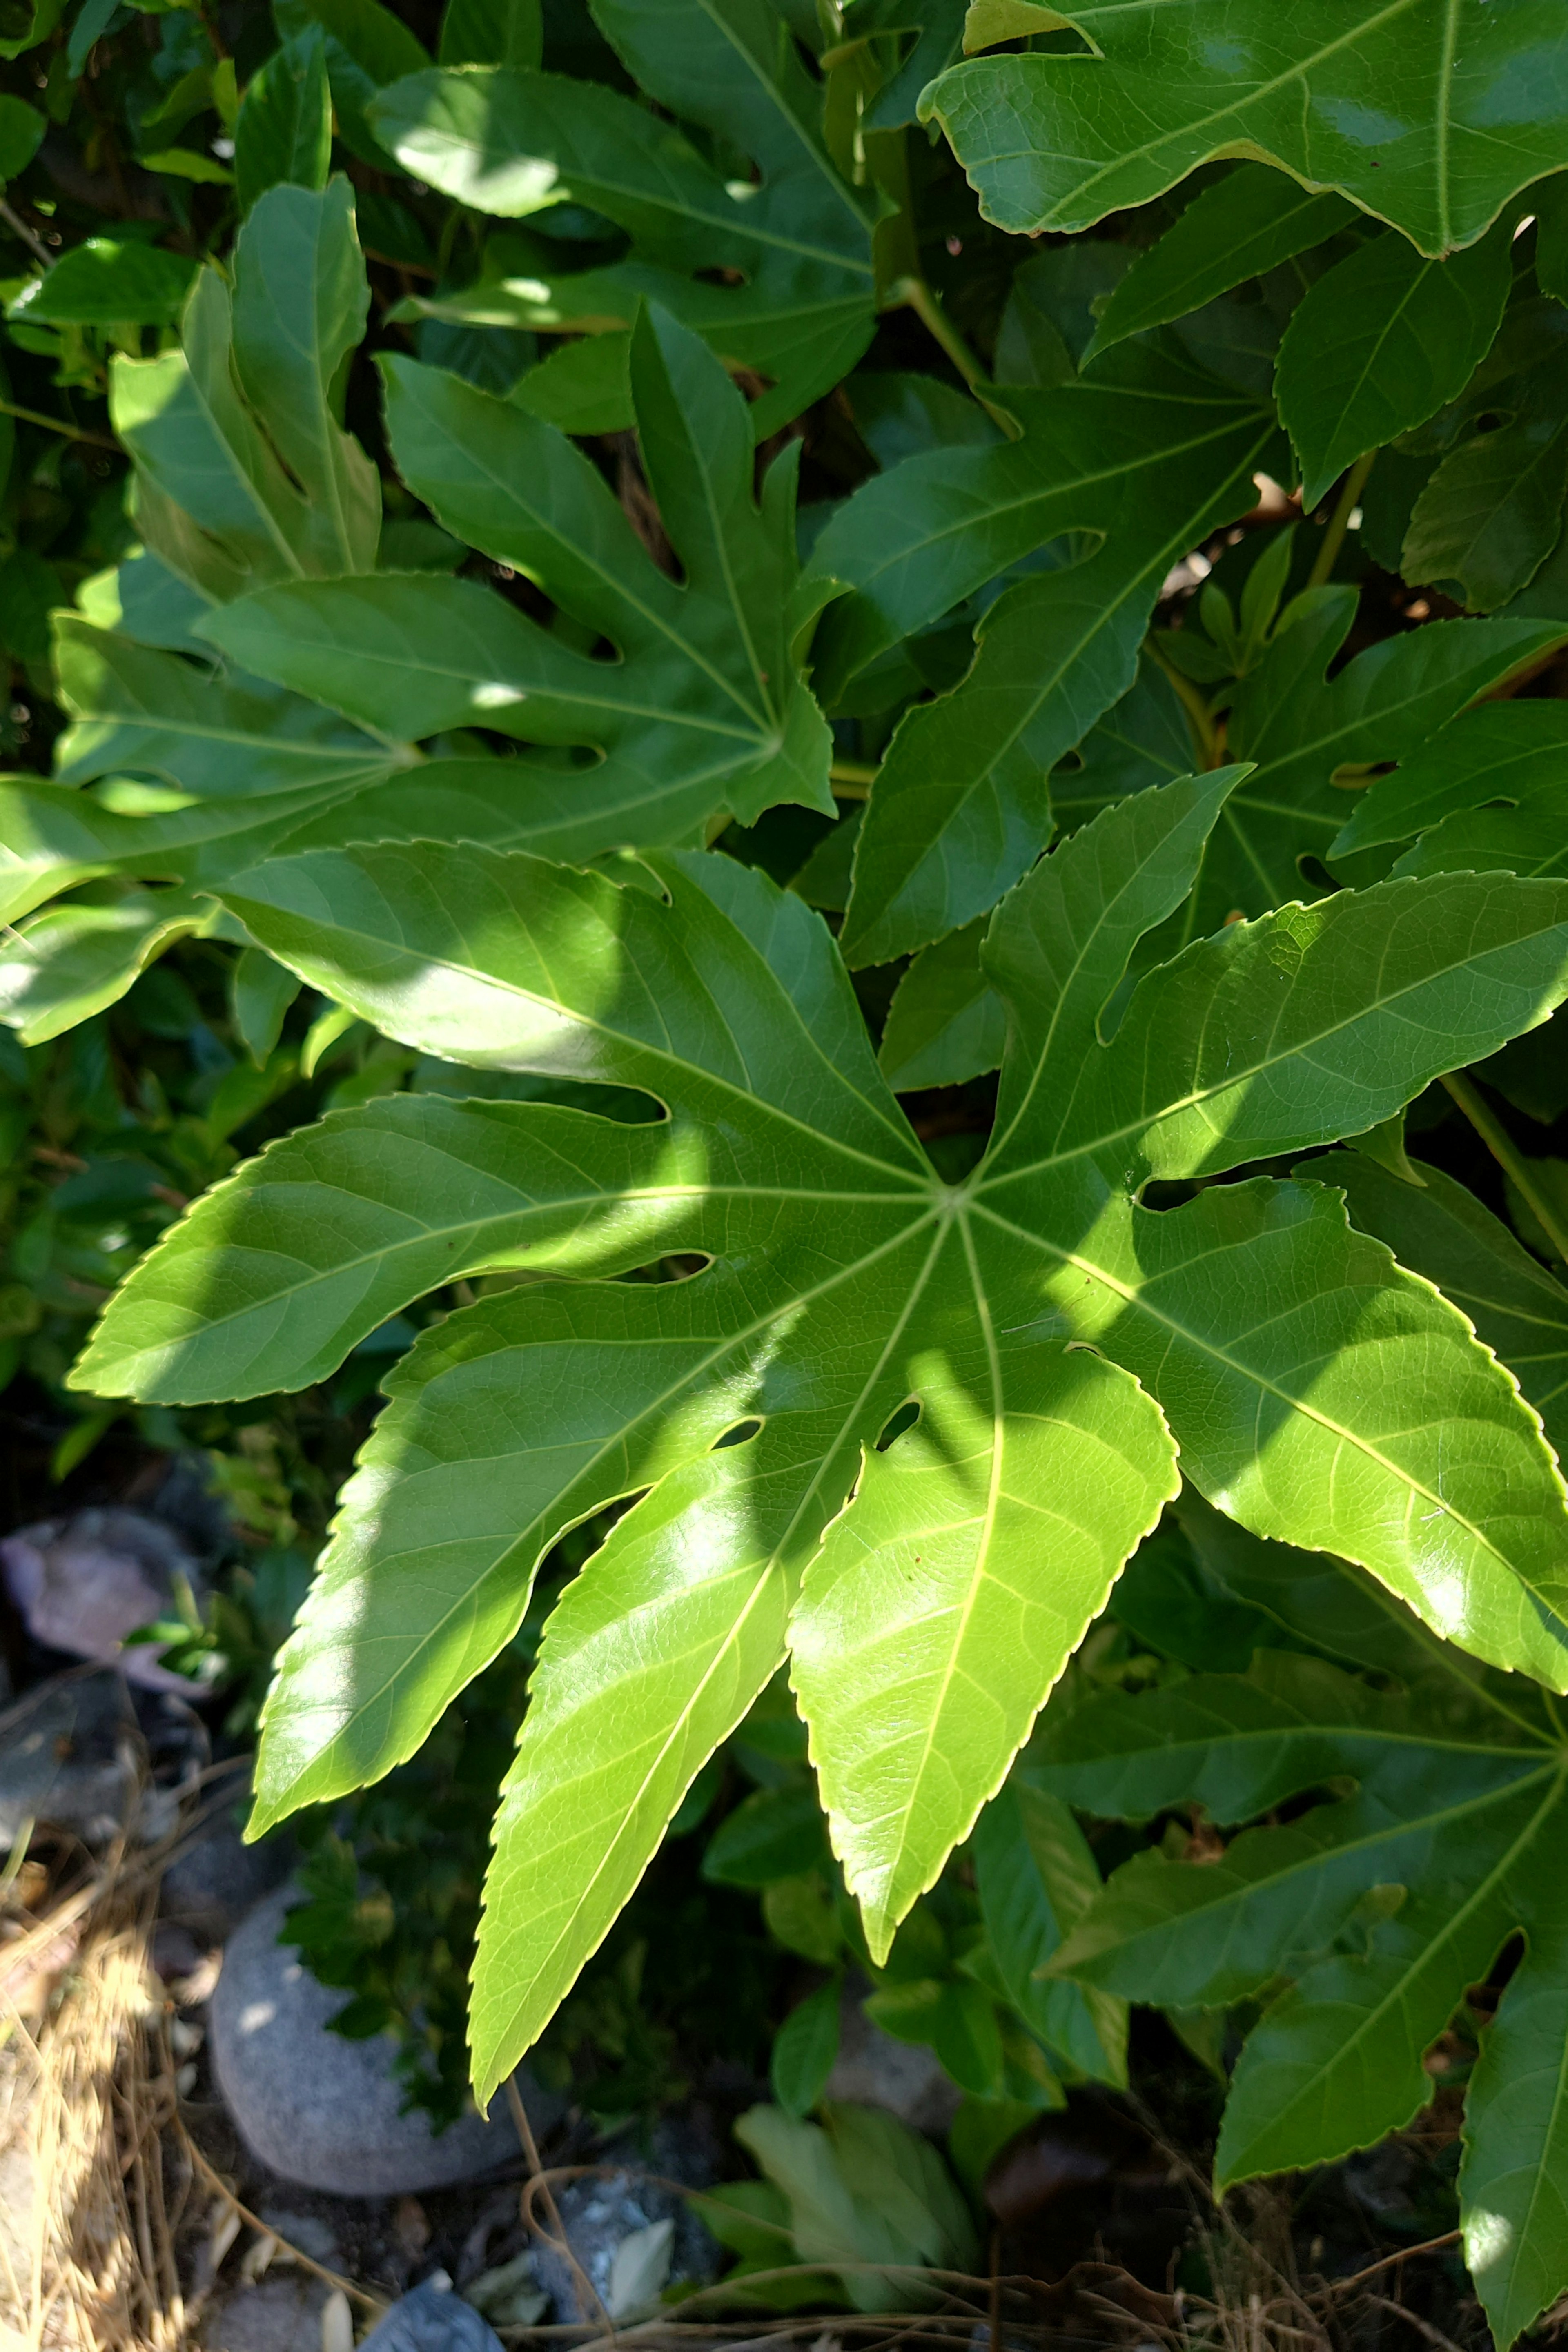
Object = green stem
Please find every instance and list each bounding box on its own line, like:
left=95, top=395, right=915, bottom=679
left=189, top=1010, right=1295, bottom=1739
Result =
left=1441, top=1070, right=1568, bottom=1263
left=0, top=398, right=117, bottom=451
left=885, top=274, right=987, bottom=394
left=829, top=759, right=878, bottom=800
left=1146, top=637, right=1224, bottom=770
left=1306, top=449, right=1376, bottom=589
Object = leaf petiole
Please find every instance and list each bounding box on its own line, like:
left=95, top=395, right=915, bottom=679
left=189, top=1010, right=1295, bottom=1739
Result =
left=1146, top=635, right=1225, bottom=769
left=0, top=396, right=117, bottom=450
left=1307, top=449, right=1377, bottom=590
left=884, top=273, right=988, bottom=395
left=829, top=760, right=878, bottom=799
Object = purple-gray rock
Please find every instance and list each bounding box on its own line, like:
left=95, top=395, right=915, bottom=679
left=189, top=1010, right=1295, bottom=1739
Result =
left=0, top=1506, right=199, bottom=1691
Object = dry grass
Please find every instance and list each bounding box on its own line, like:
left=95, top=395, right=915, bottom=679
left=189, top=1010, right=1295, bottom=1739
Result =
left=0, top=1835, right=191, bottom=2352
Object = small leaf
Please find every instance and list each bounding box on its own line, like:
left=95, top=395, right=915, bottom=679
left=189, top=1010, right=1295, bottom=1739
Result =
left=15, top=239, right=194, bottom=327
left=973, top=1775, right=1127, bottom=2083
left=0, top=95, right=45, bottom=181
left=1276, top=223, right=1514, bottom=511
left=878, top=921, right=1002, bottom=1093
left=234, top=28, right=333, bottom=214
left=439, top=0, right=540, bottom=66
left=771, top=1980, right=841, bottom=2118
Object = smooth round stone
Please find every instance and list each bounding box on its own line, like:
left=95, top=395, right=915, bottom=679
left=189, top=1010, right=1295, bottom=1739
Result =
left=211, top=1888, right=562, bottom=2196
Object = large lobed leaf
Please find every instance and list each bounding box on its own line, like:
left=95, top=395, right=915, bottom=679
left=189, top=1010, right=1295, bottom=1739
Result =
left=922, top=2, right=1568, bottom=258
left=74, top=772, right=1568, bottom=2100
left=0, top=268, right=840, bottom=1042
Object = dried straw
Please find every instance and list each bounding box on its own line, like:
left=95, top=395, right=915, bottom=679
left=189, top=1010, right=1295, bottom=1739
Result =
left=0, top=1864, right=188, bottom=2352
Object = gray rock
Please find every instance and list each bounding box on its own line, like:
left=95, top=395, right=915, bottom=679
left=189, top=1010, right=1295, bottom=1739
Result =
left=0, top=1507, right=200, bottom=1692
left=825, top=1987, right=962, bottom=2135
left=359, top=2280, right=504, bottom=2352
left=530, top=2165, right=717, bottom=2325
left=201, top=2274, right=330, bottom=2352
left=0, top=1670, right=134, bottom=1845
left=210, top=1890, right=563, bottom=2196
left=161, top=1813, right=293, bottom=1944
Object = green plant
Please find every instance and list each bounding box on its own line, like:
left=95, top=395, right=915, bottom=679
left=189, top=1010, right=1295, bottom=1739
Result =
left=1034, top=1484, right=1568, bottom=2350
left=4, top=0, right=1568, bottom=2337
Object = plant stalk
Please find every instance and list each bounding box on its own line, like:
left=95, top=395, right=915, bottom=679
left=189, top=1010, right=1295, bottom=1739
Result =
left=1306, top=448, right=1376, bottom=588
left=0, top=397, right=118, bottom=450
left=829, top=758, right=878, bottom=798
left=1146, top=636, right=1225, bottom=769
left=886, top=274, right=987, bottom=393
left=1441, top=1070, right=1568, bottom=1262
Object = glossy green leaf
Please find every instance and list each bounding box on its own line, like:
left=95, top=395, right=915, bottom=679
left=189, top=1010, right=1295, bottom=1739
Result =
left=232, top=946, right=301, bottom=1067
left=73, top=770, right=1568, bottom=2089
left=810, top=346, right=1279, bottom=710
left=1325, top=1149, right=1568, bottom=1467
left=0, top=0, right=61, bottom=63
left=734, top=2102, right=977, bottom=2309
left=771, top=1980, right=842, bottom=2118
left=234, top=29, right=333, bottom=216
left=1401, top=310, right=1568, bottom=611
left=1460, top=1891, right=1568, bottom=2350
left=1276, top=224, right=1514, bottom=510
left=1330, top=700, right=1568, bottom=886
left=841, top=0, right=967, bottom=130
left=439, top=0, right=540, bottom=66
left=197, top=306, right=833, bottom=848
left=50, top=619, right=392, bottom=804
left=275, top=0, right=429, bottom=168
left=792, top=1330, right=1176, bottom=1955
left=0, top=887, right=227, bottom=1045
left=1085, top=168, right=1355, bottom=364
left=370, top=0, right=878, bottom=437
left=923, top=3, right=1568, bottom=258
left=0, top=94, right=45, bottom=181
left=1404, top=420, right=1568, bottom=613
left=510, top=333, right=632, bottom=435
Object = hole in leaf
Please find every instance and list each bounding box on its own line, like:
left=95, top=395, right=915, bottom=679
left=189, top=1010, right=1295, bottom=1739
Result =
left=713, top=1417, right=762, bottom=1450
left=875, top=1398, right=920, bottom=1452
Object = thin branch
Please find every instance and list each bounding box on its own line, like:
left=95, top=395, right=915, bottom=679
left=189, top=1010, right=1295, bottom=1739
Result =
left=1323, top=2230, right=1462, bottom=2297
left=0, top=198, right=54, bottom=270
left=176, top=2123, right=386, bottom=2314
left=1364, top=2293, right=1468, bottom=2352
left=1441, top=1071, right=1568, bottom=1263
left=507, top=2076, right=615, bottom=2336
